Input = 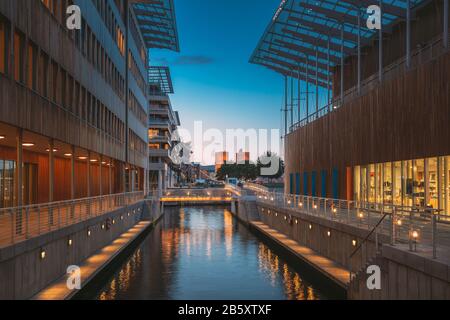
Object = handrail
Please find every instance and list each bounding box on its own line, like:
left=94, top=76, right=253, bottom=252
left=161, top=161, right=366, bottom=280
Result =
left=349, top=211, right=389, bottom=260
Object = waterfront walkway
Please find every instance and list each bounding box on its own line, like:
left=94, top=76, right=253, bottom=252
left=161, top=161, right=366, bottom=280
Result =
left=32, top=221, right=151, bottom=300
left=250, top=221, right=350, bottom=289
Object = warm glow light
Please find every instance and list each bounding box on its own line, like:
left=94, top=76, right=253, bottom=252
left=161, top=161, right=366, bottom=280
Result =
left=327, top=231, right=331, bottom=237
left=295, top=219, right=298, bottom=224
left=22, top=142, right=35, bottom=147
left=90, top=159, right=98, bottom=163
left=101, top=224, right=105, bottom=230
left=332, top=208, right=337, bottom=213
left=309, top=224, right=312, bottom=230
left=68, top=239, right=73, bottom=246
left=299, top=202, right=303, bottom=207
left=46, top=148, right=58, bottom=152
left=78, top=156, right=88, bottom=160
left=0, top=135, right=5, bottom=139
left=87, top=230, right=91, bottom=237
left=112, top=219, right=116, bottom=224
left=121, top=216, right=124, bottom=220
left=359, top=213, right=364, bottom=218
left=40, top=249, right=46, bottom=260
left=397, top=219, right=403, bottom=226
left=412, top=231, right=419, bottom=239
left=352, top=240, right=357, bottom=247
left=313, top=204, right=318, bottom=209
left=64, top=153, right=73, bottom=157
left=101, top=161, right=107, bottom=165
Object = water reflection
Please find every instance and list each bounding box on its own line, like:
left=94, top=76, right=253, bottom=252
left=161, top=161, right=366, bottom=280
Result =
left=91, top=206, right=329, bottom=300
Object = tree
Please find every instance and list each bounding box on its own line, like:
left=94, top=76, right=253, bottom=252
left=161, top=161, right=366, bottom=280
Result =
left=216, top=163, right=259, bottom=181
left=256, top=151, right=285, bottom=180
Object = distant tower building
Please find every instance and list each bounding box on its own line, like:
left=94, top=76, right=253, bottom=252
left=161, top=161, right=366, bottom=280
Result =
left=215, top=152, right=229, bottom=172
left=236, top=149, right=250, bottom=164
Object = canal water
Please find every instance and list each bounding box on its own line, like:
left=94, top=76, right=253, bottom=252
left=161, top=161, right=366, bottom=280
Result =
left=78, top=206, right=343, bottom=300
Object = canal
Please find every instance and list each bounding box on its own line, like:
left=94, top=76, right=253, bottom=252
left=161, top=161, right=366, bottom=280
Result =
left=77, top=206, right=344, bottom=300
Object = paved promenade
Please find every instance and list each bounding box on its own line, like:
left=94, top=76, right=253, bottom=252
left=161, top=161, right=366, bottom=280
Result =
left=32, top=221, right=151, bottom=300
left=250, top=221, right=350, bottom=289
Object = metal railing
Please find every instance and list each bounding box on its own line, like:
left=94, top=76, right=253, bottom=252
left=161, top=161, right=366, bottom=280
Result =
left=252, top=189, right=449, bottom=259
left=290, top=33, right=450, bottom=133
left=0, top=192, right=144, bottom=248
left=160, top=187, right=237, bottom=202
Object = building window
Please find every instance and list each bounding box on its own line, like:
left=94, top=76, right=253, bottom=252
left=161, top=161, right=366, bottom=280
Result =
left=149, top=144, right=160, bottom=150
left=13, top=31, right=25, bottom=83
left=311, top=171, right=317, bottom=197
left=321, top=170, right=327, bottom=198
left=303, top=172, right=308, bottom=196
left=0, top=160, right=15, bottom=208
left=0, top=18, right=9, bottom=74
left=27, top=42, right=37, bottom=90
left=332, top=168, right=339, bottom=200
left=295, top=173, right=301, bottom=195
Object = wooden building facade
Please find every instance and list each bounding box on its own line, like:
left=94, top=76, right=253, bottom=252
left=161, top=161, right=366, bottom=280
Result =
left=0, top=0, right=150, bottom=208
left=284, top=1, right=450, bottom=214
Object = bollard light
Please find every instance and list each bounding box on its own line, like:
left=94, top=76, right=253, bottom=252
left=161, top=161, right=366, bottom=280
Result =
left=40, top=249, right=46, bottom=260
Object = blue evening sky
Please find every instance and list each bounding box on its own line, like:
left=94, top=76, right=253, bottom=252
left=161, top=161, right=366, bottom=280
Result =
left=150, top=0, right=285, bottom=164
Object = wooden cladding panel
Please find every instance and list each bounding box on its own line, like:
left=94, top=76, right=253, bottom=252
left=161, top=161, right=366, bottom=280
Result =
left=286, top=52, right=450, bottom=199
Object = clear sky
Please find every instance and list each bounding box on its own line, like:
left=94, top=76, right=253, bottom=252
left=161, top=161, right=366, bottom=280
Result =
left=150, top=0, right=285, bottom=165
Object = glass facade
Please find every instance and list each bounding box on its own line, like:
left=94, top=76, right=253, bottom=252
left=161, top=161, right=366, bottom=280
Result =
left=353, top=156, right=450, bottom=216
left=0, top=160, right=15, bottom=208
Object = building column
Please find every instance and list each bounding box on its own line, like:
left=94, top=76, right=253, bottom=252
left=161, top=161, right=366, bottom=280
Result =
left=357, top=11, right=362, bottom=93
left=305, top=55, right=309, bottom=119
left=315, top=46, right=319, bottom=115
left=379, top=0, right=383, bottom=82
left=327, top=36, right=331, bottom=106
left=109, top=159, right=112, bottom=195
left=99, top=155, right=103, bottom=197
left=49, top=138, right=55, bottom=225
left=87, top=151, right=91, bottom=198
left=15, top=129, right=23, bottom=234
left=284, top=75, right=288, bottom=136
left=406, top=0, right=411, bottom=69
left=70, top=145, right=75, bottom=200
left=340, top=24, right=345, bottom=104
left=16, top=128, right=23, bottom=208
left=444, top=0, right=449, bottom=49
left=297, top=66, right=301, bottom=122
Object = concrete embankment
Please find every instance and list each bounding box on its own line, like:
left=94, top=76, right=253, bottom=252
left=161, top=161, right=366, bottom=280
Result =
left=235, top=198, right=450, bottom=300
left=0, top=199, right=162, bottom=300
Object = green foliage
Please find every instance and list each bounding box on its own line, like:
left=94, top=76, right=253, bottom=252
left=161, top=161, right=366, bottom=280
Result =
left=216, top=163, right=259, bottom=181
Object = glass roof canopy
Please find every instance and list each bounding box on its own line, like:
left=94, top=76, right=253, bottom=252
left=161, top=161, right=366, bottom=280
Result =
left=250, top=0, right=429, bottom=88
left=132, top=0, right=180, bottom=52
left=149, top=66, right=174, bottom=94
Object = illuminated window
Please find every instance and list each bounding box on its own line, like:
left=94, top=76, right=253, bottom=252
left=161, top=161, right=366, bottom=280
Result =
left=149, top=129, right=159, bottom=139
left=27, top=42, right=37, bottom=90
left=0, top=19, right=7, bottom=74
left=149, top=144, right=160, bottom=150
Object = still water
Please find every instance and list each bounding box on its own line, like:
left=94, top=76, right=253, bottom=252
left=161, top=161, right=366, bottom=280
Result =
left=82, top=206, right=339, bottom=300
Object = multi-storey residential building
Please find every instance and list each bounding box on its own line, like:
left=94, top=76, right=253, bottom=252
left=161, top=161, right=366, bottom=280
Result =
left=0, top=0, right=177, bottom=207
left=252, top=1, right=450, bottom=215
left=148, top=66, right=180, bottom=192
left=215, top=151, right=229, bottom=173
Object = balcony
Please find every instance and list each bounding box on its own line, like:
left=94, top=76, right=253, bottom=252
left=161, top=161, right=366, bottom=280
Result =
left=149, top=149, right=170, bottom=158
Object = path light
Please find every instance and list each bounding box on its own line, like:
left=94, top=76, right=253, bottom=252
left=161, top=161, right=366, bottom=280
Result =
left=287, top=200, right=291, bottom=205
left=299, top=202, right=303, bottom=208
left=412, top=230, right=419, bottom=239
left=284, top=216, right=287, bottom=220
left=309, top=224, right=312, bottom=230
left=352, top=240, right=357, bottom=247
left=127, top=212, right=130, bottom=217
left=40, top=249, right=46, bottom=260
left=275, top=213, right=278, bottom=217
left=397, top=219, right=403, bottom=226
left=121, top=215, right=124, bottom=220
left=358, top=212, right=364, bottom=219
left=327, top=231, right=331, bottom=237
left=313, top=204, right=318, bottom=210
left=87, top=229, right=91, bottom=237
left=68, top=238, right=73, bottom=246
left=101, top=223, right=105, bottom=230
left=112, top=219, right=116, bottom=225
left=295, top=219, right=298, bottom=224
left=332, top=207, right=337, bottom=214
